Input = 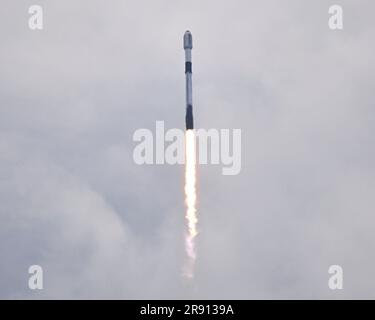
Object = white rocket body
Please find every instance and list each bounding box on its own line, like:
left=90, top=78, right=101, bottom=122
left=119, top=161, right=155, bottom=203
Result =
left=184, top=31, right=194, bottom=130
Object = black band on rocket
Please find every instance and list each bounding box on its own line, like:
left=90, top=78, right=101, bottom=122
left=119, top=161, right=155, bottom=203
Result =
left=185, top=62, right=192, bottom=73
left=186, top=104, right=194, bottom=130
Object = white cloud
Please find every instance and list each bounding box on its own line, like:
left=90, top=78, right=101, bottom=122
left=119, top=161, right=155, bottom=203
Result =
left=0, top=0, right=374, bottom=298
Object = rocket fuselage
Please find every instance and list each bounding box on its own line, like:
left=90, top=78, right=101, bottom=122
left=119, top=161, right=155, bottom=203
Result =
left=184, top=31, right=194, bottom=130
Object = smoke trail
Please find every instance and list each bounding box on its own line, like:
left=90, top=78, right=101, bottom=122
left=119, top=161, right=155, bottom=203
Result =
left=184, top=129, right=197, bottom=278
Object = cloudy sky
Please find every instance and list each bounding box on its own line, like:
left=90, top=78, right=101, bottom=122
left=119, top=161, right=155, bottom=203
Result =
left=0, top=0, right=374, bottom=299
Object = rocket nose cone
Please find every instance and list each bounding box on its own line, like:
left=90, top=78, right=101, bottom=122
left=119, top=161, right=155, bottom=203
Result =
left=183, top=31, right=193, bottom=49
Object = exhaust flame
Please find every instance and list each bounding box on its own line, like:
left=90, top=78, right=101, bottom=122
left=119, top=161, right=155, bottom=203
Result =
left=184, top=129, right=197, bottom=278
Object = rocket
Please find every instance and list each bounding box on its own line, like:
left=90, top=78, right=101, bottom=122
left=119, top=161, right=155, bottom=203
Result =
left=184, top=31, right=194, bottom=130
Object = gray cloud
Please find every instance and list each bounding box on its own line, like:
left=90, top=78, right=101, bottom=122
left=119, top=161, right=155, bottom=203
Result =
left=0, top=0, right=374, bottom=298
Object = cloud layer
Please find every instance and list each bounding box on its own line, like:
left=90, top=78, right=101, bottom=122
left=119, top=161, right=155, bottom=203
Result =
left=0, top=0, right=374, bottom=298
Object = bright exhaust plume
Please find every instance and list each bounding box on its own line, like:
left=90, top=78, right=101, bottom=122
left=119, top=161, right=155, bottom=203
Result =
left=184, top=129, right=197, bottom=278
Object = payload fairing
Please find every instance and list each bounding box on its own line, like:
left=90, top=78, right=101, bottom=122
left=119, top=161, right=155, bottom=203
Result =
left=184, top=31, right=194, bottom=130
